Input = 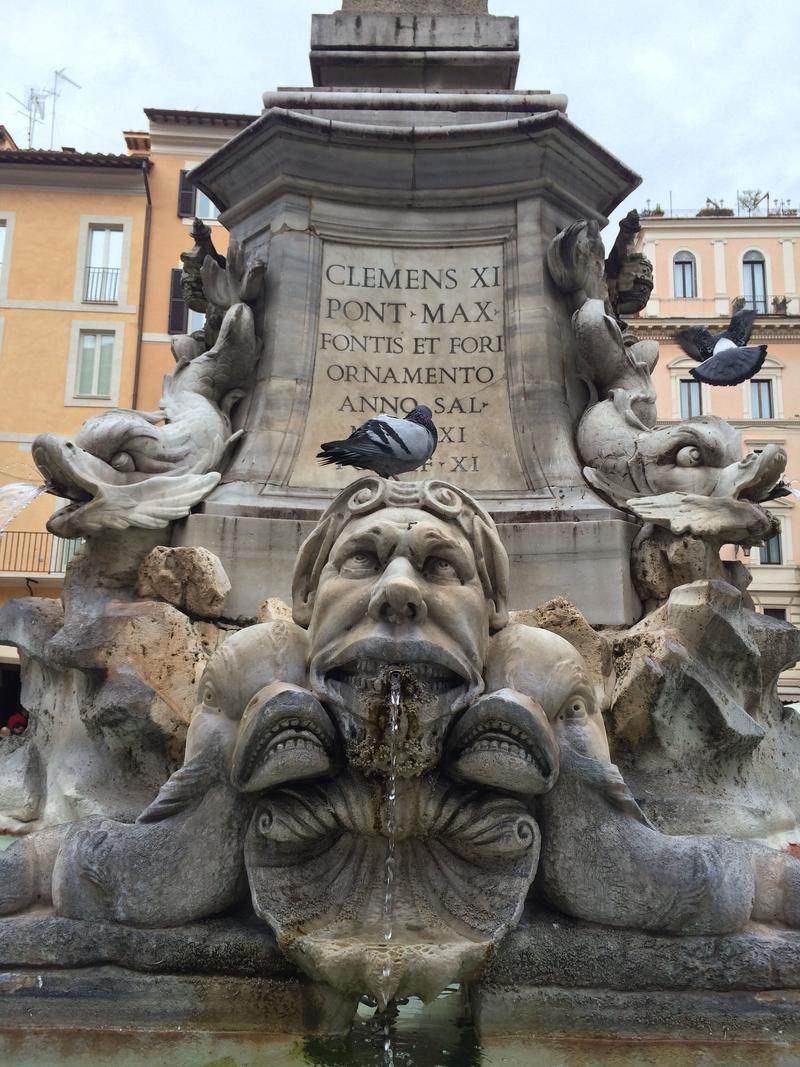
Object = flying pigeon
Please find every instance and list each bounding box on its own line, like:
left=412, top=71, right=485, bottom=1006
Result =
left=762, top=479, right=800, bottom=502
left=317, top=405, right=438, bottom=479
left=674, top=309, right=767, bottom=386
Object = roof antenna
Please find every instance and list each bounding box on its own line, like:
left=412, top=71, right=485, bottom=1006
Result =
left=6, top=87, right=50, bottom=147
left=49, top=68, right=81, bottom=149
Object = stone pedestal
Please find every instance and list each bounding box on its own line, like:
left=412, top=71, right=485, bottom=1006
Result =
left=2, top=909, right=798, bottom=1043
left=179, top=5, right=644, bottom=624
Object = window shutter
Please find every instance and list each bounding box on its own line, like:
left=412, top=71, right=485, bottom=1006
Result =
left=168, top=268, right=188, bottom=334
left=177, top=170, right=196, bottom=218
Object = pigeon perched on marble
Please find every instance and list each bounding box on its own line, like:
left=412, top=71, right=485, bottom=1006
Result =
left=674, top=308, right=767, bottom=386
left=317, top=405, right=438, bottom=478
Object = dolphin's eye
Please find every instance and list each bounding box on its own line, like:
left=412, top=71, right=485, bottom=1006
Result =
left=340, top=550, right=380, bottom=578
left=675, top=446, right=702, bottom=467
left=561, top=696, right=589, bottom=720
left=111, top=451, right=136, bottom=472
left=423, top=556, right=459, bottom=581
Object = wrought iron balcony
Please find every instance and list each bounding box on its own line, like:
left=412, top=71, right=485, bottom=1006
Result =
left=0, top=531, right=82, bottom=575
left=83, top=266, right=120, bottom=304
left=732, top=295, right=790, bottom=315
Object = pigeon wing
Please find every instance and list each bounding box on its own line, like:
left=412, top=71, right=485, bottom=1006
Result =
left=724, top=308, right=757, bottom=347
left=673, top=325, right=716, bottom=362
left=690, top=345, right=767, bottom=386
left=317, top=418, right=411, bottom=468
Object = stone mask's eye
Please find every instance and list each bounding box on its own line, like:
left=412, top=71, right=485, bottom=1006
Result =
left=111, top=451, right=135, bottom=472
left=423, top=556, right=458, bottom=580
left=340, top=550, right=380, bottom=578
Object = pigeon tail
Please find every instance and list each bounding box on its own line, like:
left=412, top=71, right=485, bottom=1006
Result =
left=690, top=345, right=767, bottom=387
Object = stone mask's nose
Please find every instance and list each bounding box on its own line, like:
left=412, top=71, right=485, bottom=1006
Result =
left=368, top=557, right=428, bottom=624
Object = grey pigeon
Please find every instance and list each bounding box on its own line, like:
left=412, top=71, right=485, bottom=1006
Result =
left=317, top=405, right=438, bottom=479
left=674, top=308, right=767, bottom=386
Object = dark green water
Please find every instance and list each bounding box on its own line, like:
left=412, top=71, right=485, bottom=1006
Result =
left=4, top=985, right=799, bottom=1067
left=304, top=989, right=481, bottom=1067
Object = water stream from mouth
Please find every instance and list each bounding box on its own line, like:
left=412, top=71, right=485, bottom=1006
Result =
left=0, top=483, right=46, bottom=535
left=381, top=669, right=402, bottom=1065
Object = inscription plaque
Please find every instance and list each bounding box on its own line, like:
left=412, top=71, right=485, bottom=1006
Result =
left=289, top=242, right=527, bottom=491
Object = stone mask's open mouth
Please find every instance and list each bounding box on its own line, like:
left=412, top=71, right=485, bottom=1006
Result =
left=327, top=657, right=464, bottom=698
left=318, top=642, right=475, bottom=718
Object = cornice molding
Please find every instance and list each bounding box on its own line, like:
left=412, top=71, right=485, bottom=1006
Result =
left=625, top=318, right=800, bottom=343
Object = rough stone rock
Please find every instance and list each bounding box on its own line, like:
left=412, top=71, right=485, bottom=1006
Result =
left=0, top=533, right=229, bottom=830
left=257, top=596, right=293, bottom=623
left=137, top=545, right=231, bottom=618
left=632, top=524, right=754, bottom=612
left=610, top=579, right=800, bottom=839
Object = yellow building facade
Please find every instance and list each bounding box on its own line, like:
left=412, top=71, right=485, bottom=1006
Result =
left=0, top=148, right=150, bottom=613
left=630, top=210, right=800, bottom=698
left=133, top=110, right=253, bottom=413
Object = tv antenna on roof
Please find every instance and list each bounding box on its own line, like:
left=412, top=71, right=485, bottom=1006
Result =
left=49, top=68, right=81, bottom=149
left=6, top=87, right=50, bottom=147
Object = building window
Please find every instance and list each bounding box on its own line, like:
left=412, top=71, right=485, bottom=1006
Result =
left=194, top=190, right=220, bottom=221
left=64, top=320, right=124, bottom=407
left=187, top=309, right=205, bottom=332
left=177, top=171, right=219, bottom=221
left=763, top=607, right=787, bottom=621
left=750, top=379, right=774, bottom=419
left=0, top=211, right=14, bottom=300
left=743, top=250, right=767, bottom=313
left=679, top=379, right=702, bottom=418
left=74, top=331, right=114, bottom=398
left=673, top=251, right=697, bottom=298
left=83, top=225, right=122, bottom=303
left=760, top=529, right=783, bottom=565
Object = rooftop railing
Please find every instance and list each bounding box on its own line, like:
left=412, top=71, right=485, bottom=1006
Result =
left=639, top=207, right=798, bottom=220
left=0, top=532, right=82, bottom=575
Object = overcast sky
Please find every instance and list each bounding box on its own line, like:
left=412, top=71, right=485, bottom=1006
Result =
left=3, top=0, right=799, bottom=236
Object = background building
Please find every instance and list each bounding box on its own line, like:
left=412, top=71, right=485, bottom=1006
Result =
left=630, top=206, right=800, bottom=698
left=0, top=144, right=150, bottom=711
left=132, top=109, right=253, bottom=412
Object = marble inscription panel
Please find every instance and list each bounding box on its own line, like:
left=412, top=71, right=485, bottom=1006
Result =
left=289, top=242, right=527, bottom=491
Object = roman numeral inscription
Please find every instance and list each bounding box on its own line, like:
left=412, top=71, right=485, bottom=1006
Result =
left=289, top=242, right=527, bottom=491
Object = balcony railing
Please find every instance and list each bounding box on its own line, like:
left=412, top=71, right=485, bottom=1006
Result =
left=83, top=266, right=119, bottom=303
left=0, top=532, right=82, bottom=575
left=732, top=295, right=788, bottom=315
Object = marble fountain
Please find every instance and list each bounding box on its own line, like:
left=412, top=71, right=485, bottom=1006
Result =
left=1, top=3, right=799, bottom=1064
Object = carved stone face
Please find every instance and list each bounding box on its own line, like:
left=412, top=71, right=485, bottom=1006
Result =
left=307, top=507, right=489, bottom=774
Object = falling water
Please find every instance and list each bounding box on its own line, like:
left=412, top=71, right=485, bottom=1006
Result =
left=383, top=670, right=401, bottom=950
left=381, top=669, right=402, bottom=1066
left=0, top=483, right=46, bottom=535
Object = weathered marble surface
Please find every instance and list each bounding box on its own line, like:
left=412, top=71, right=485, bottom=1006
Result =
left=0, top=532, right=229, bottom=833
left=3, top=479, right=800, bottom=1013
left=610, top=579, right=800, bottom=841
